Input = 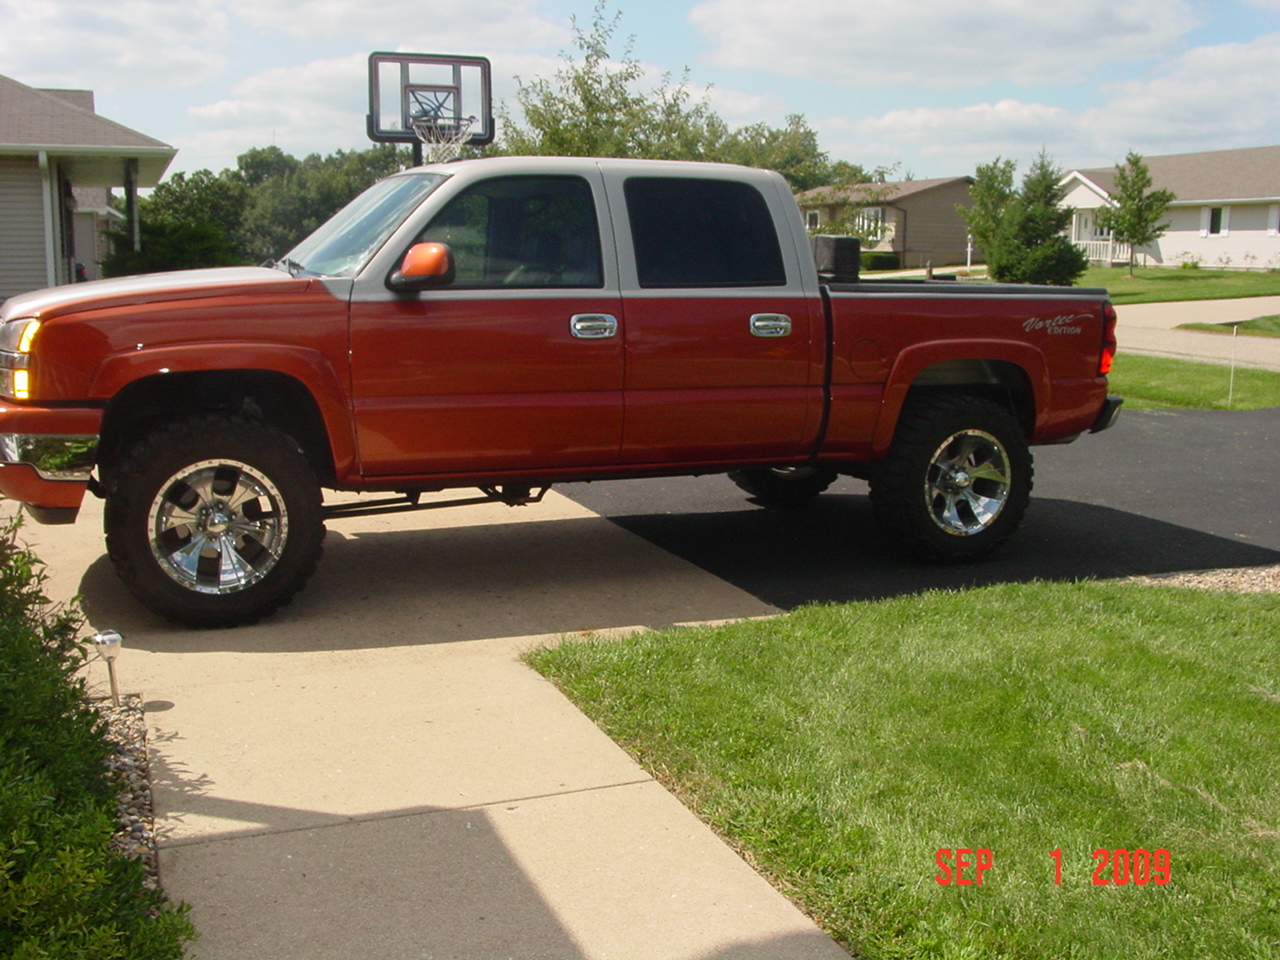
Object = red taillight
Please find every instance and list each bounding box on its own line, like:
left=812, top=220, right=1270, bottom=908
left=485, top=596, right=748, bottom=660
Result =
left=1100, top=302, right=1118, bottom=375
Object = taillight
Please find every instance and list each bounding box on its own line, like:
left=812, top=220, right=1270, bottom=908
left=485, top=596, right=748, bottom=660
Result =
left=1100, top=302, right=1117, bottom=375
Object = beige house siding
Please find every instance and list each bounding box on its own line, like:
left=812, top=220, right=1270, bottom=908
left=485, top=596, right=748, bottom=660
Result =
left=0, top=157, right=49, bottom=301
left=797, top=177, right=975, bottom=269
left=2, top=72, right=175, bottom=300
left=893, top=182, right=974, bottom=269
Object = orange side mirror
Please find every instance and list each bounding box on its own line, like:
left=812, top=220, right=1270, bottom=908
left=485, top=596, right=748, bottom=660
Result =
left=387, top=242, right=455, bottom=291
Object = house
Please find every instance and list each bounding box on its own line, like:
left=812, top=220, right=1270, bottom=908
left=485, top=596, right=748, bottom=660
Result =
left=1, top=73, right=176, bottom=302
left=1061, top=145, right=1280, bottom=269
left=796, top=177, right=976, bottom=269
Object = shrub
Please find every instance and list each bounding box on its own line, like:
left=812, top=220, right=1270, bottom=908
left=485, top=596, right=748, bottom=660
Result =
left=0, top=515, right=196, bottom=959
left=860, top=251, right=901, bottom=271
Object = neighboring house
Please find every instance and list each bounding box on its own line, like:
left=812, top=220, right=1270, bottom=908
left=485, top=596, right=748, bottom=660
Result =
left=796, top=177, right=976, bottom=269
left=1, top=73, right=176, bottom=302
left=1062, top=145, right=1280, bottom=270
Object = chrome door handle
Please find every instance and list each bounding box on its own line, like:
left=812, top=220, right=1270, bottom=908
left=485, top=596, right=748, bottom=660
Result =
left=750, top=313, right=792, bottom=337
left=570, top=314, right=618, bottom=339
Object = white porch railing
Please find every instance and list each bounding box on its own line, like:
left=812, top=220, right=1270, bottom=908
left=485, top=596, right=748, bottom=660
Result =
left=1074, top=238, right=1132, bottom=264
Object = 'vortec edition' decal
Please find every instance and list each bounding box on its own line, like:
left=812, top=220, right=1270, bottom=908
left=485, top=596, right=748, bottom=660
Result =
left=1023, top=314, right=1087, bottom=336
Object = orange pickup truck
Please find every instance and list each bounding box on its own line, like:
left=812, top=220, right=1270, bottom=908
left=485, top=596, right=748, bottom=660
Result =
left=1, top=157, right=1120, bottom=626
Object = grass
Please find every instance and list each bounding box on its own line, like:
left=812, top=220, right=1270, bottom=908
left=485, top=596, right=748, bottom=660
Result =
left=1178, top=315, right=1280, bottom=338
left=1078, top=266, right=1280, bottom=305
left=527, top=582, right=1280, bottom=960
left=1106, top=353, right=1280, bottom=410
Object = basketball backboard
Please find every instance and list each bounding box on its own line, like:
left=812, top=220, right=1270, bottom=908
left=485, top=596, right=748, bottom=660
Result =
left=366, top=52, right=494, bottom=147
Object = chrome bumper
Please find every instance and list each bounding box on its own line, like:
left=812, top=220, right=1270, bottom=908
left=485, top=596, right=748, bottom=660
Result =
left=0, top=433, right=98, bottom=480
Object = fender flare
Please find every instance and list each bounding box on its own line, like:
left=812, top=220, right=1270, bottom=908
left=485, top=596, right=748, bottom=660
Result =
left=870, top=339, right=1049, bottom=456
left=89, top=342, right=357, bottom=480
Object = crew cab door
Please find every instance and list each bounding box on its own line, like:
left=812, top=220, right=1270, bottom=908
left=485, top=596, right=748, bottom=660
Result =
left=606, top=172, right=822, bottom=465
left=348, top=172, right=623, bottom=477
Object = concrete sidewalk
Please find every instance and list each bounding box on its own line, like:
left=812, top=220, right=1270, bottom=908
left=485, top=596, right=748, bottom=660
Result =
left=1115, top=295, right=1280, bottom=371
left=8, top=492, right=849, bottom=960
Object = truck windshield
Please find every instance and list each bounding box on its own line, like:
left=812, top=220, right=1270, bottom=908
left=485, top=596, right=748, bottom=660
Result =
left=280, top=173, right=447, bottom=278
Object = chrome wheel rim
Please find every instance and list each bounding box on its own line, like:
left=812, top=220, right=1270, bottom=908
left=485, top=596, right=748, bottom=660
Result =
left=924, top=429, right=1011, bottom=536
left=148, top=459, right=288, bottom=594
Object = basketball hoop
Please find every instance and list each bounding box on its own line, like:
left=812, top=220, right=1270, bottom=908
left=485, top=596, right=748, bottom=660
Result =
left=366, top=53, right=494, bottom=163
left=409, top=114, right=477, bottom=164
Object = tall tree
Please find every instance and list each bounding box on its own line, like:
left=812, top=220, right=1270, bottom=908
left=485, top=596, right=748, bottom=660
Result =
left=496, top=2, right=869, bottom=191
left=1095, top=152, right=1176, bottom=276
left=498, top=1, right=722, bottom=160
left=959, top=151, right=1087, bottom=286
left=714, top=114, right=866, bottom=192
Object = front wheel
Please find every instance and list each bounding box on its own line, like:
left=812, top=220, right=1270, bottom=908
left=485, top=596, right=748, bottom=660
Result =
left=869, top=396, right=1032, bottom=562
left=104, top=415, right=325, bottom=627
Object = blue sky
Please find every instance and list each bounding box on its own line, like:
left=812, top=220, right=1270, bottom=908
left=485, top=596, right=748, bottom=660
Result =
left=3, top=0, right=1279, bottom=182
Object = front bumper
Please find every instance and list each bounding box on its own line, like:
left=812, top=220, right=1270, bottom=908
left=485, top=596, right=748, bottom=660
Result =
left=0, top=404, right=102, bottom=524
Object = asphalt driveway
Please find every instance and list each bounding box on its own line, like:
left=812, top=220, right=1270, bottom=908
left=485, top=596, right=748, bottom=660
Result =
left=559, top=407, right=1280, bottom=609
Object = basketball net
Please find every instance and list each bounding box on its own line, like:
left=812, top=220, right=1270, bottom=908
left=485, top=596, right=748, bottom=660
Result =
left=409, top=115, right=477, bottom=164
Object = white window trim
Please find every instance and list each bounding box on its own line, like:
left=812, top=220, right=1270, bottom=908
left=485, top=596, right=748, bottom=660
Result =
left=1201, top=205, right=1231, bottom=238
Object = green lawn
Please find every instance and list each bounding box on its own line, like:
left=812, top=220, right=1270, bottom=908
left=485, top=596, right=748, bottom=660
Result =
left=527, top=583, right=1280, bottom=960
left=1178, top=315, right=1280, bottom=338
left=1078, top=266, right=1280, bottom=305
left=1107, top=353, right=1280, bottom=410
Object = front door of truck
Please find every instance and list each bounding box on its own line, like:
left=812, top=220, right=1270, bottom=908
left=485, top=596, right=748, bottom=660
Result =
left=349, top=173, right=623, bottom=478
left=608, top=173, right=821, bottom=465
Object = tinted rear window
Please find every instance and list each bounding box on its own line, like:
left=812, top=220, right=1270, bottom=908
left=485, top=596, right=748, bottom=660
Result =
left=624, top=177, right=786, bottom=288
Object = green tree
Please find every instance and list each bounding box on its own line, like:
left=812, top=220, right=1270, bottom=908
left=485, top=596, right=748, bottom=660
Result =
left=960, top=151, right=1087, bottom=286
left=236, top=145, right=301, bottom=187
left=713, top=114, right=866, bottom=192
left=496, top=2, right=867, bottom=192
left=237, top=145, right=408, bottom=262
left=102, top=219, right=244, bottom=276
left=1095, top=151, right=1176, bottom=276
left=142, top=168, right=249, bottom=246
left=498, top=1, right=723, bottom=160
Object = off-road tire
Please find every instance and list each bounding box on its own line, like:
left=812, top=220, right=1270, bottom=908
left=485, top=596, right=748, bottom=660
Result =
left=104, top=414, right=325, bottom=627
left=869, top=396, right=1032, bottom=562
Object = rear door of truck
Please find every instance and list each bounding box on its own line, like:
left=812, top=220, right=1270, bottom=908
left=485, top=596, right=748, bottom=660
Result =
left=604, top=166, right=825, bottom=465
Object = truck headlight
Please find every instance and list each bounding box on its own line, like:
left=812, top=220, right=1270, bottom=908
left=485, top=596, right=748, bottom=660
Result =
left=1, top=319, right=40, bottom=400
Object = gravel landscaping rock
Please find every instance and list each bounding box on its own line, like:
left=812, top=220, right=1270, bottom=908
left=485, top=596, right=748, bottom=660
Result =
left=96, top=695, right=160, bottom=890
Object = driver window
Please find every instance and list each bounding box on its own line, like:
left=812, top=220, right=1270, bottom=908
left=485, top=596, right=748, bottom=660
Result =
left=417, top=175, right=603, bottom=288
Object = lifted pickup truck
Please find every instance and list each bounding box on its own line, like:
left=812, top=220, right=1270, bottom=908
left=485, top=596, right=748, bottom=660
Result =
left=1, top=157, right=1121, bottom=626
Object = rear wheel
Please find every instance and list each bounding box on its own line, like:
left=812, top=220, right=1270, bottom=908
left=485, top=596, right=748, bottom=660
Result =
left=870, top=396, right=1031, bottom=561
left=729, top=465, right=839, bottom=507
left=104, top=414, right=325, bottom=627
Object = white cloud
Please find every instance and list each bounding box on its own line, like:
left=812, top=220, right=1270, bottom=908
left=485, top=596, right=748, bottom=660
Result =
left=224, top=0, right=567, bottom=49
left=175, top=50, right=572, bottom=172
left=1084, top=32, right=1280, bottom=151
left=689, top=0, right=1199, bottom=87
left=827, top=31, right=1280, bottom=175
left=0, top=0, right=230, bottom=89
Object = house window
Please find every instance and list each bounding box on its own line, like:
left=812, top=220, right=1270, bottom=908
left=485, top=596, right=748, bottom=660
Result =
left=806, top=210, right=820, bottom=231
left=1268, top=204, right=1279, bottom=237
left=1202, top=206, right=1230, bottom=237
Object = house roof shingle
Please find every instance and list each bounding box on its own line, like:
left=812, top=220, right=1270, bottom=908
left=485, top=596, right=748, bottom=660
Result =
left=0, top=73, right=175, bottom=186
left=797, top=176, right=974, bottom=206
left=1072, top=145, right=1280, bottom=204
